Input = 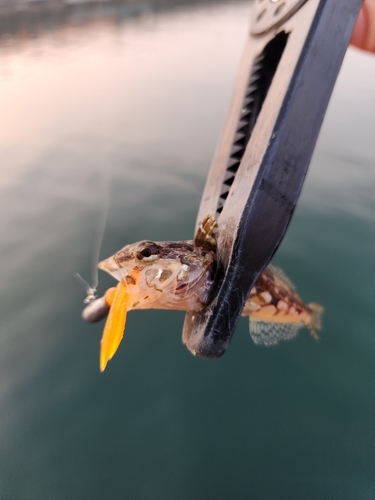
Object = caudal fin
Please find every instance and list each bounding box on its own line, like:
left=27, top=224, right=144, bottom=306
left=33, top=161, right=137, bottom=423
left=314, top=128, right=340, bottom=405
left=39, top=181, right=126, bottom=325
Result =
left=307, top=303, right=324, bottom=341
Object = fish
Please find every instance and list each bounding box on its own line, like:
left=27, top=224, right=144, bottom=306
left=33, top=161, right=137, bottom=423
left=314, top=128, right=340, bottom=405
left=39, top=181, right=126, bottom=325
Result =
left=95, top=215, right=323, bottom=371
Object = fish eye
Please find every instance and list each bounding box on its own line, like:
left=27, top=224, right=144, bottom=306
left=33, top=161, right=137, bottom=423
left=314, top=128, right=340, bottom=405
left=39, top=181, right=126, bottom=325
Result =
left=140, top=248, right=152, bottom=258
left=136, top=242, right=160, bottom=261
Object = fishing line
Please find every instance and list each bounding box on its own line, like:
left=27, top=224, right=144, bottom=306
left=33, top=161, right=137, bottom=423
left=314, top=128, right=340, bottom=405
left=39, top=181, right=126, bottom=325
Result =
left=75, top=0, right=112, bottom=303
left=74, top=157, right=111, bottom=303
left=91, top=153, right=111, bottom=293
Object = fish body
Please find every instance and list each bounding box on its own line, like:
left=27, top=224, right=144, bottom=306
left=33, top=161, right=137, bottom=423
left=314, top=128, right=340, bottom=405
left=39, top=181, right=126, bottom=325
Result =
left=242, top=264, right=322, bottom=346
left=95, top=216, right=322, bottom=370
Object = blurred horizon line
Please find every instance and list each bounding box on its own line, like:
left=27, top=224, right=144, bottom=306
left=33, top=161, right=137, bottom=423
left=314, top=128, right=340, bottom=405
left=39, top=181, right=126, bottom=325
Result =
left=0, top=0, right=249, bottom=39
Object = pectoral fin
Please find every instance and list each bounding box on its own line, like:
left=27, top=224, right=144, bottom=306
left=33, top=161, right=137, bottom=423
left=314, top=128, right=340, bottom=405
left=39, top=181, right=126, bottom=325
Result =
left=100, top=281, right=129, bottom=372
left=249, top=318, right=303, bottom=346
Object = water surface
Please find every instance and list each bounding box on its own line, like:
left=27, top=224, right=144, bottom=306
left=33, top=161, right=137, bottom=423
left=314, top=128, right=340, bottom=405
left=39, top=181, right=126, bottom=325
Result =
left=0, top=2, right=374, bottom=499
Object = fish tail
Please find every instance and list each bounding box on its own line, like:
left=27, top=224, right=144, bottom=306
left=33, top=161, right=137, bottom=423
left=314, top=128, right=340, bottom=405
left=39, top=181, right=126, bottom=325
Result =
left=307, top=303, right=324, bottom=341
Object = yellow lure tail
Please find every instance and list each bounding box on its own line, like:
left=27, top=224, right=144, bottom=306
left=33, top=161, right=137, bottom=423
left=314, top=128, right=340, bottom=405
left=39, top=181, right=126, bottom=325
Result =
left=100, top=281, right=129, bottom=372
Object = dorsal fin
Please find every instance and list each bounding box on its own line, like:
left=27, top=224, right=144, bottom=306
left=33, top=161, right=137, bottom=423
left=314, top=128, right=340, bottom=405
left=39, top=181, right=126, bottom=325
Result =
left=267, top=263, right=297, bottom=293
left=194, top=214, right=218, bottom=250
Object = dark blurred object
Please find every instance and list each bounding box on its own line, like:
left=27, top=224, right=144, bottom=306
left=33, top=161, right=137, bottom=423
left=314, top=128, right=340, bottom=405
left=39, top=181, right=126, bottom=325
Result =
left=0, top=0, right=219, bottom=16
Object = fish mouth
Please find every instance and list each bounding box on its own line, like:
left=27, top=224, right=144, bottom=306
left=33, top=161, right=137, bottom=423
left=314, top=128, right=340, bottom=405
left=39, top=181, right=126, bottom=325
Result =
left=98, top=256, right=117, bottom=273
left=98, top=256, right=127, bottom=281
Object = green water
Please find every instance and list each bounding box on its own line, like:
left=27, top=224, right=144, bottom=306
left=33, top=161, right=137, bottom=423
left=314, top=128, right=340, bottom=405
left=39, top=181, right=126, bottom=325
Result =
left=0, top=1, right=374, bottom=499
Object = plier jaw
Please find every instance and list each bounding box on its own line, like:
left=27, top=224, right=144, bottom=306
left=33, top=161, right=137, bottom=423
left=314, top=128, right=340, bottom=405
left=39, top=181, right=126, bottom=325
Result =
left=183, top=0, right=363, bottom=358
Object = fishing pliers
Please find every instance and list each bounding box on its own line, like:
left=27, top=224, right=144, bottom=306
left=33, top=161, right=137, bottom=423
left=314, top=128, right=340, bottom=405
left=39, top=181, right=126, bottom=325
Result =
left=182, top=0, right=363, bottom=358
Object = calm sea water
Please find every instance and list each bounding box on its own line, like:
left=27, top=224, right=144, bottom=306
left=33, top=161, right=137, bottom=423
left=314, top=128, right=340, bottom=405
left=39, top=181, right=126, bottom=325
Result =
left=0, top=2, right=374, bottom=499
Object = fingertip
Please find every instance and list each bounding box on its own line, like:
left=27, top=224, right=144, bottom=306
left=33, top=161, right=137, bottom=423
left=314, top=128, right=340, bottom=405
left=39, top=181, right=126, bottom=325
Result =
left=351, top=0, right=375, bottom=53
left=351, top=8, right=366, bottom=48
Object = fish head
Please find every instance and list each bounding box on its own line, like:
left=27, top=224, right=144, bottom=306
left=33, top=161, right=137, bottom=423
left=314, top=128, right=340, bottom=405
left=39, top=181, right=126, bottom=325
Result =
left=98, top=239, right=216, bottom=310
left=95, top=214, right=218, bottom=371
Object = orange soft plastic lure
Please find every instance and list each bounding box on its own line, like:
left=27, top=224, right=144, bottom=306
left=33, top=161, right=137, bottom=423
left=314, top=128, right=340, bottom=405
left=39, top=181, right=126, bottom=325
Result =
left=100, top=281, right=129, bottom=372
